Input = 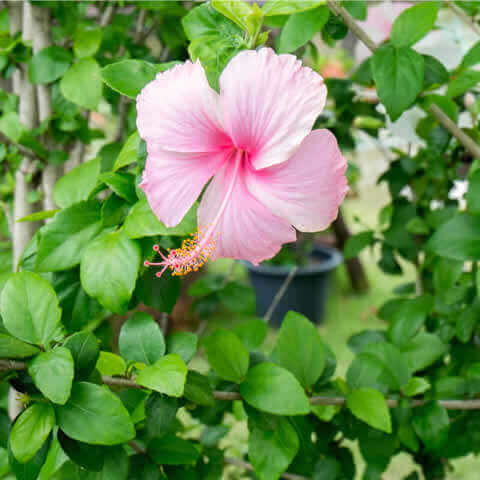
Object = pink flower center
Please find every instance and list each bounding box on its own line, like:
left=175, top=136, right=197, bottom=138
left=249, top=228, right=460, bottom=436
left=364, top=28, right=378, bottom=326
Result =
left=144, top=149, right=244, bottom=278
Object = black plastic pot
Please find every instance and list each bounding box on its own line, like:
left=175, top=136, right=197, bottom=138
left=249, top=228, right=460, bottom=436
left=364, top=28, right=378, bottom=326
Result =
left=244, top=246, right=342, bottom=327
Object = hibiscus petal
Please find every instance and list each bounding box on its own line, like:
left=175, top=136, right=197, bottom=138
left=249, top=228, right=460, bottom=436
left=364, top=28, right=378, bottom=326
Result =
left=219, top=48, right=327, bottom=170
left=198, top=161, right=296, bottom=265
left=140, top=143, right=230, bottom=228
left=137, top=60, right=231, bottom=153
left=245, top=129, right=348, bottom=232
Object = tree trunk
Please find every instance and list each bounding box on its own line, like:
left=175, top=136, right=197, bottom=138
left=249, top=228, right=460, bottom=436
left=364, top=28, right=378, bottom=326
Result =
left=9, top=1, right=40, bottom=420
left=332, top=208, right=369, bottom=293
left=12, top=1, right=39, bottom=270
left=32, top=5, right=61, bottom=213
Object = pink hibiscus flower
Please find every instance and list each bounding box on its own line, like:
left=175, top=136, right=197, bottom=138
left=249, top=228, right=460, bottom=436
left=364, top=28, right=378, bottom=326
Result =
left=137, top=48, right=347, bottom=278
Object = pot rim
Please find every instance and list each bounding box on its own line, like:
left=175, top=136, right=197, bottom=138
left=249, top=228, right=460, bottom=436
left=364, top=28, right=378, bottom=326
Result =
left=242, top=245, right=343, bottom=277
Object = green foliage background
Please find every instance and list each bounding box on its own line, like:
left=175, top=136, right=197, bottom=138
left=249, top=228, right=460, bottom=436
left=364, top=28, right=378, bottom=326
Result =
left=0, top=1, right=480, bottom=480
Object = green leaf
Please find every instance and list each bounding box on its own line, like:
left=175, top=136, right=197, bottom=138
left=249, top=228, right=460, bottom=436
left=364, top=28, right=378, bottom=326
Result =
left=57, top=430, right=105, bottom=472
left=53, top=158, right=100, bottom=209
left=0, top=334, right=40, bottom=358
left=9, top=438, right=50, bottom=480
left=343, top=231, right=374, bottom=259
left=405, top=217, right=430, bottom=235
left=343, top=1, right=366, bottom=20
left=435, top=376, right=468, bottom=399
left=63, top=332, right=99, bottom=380
left=467, top=169, right=480, bottom=215
left=413, top=402, right=449, bottom=451
left=73, top=25, right=102, bottom=58
left=211, top=0, right=261, bottom=36
left=390, top=2, right=438, bottom=48
left=148, top=434, right=200, bottom=466
left=401, top=332, right=447, bottom=373
left=119, top=312, right=165, bottom=365
left=145, top=393, right=178, bottom=439
left=29, top=347, right=74, bottom=405
left=10, top=404, right=55, bottom=463
left=428, top=214, right=480, bottom=260
left=136, top=354, right=187, bottom=397
left=352, top=58, right=374, bottom=86
left=28, top=46, right=72, bottom=84
left=457, top=308, right=477, bottom=343
left=271, top=311, right=325, bottom=388
left=166, top=331, right=198, bottom=364
left=248, top=417, right=299, bottom=480
left=362, top=341, right=411, bottom=389
left=217, top=283, right=254, bottom=315
left=387, top=295, right=433, bottom=346
left=35, top=201, right=103, bottom=272
left=371, top=44, right=424, bottom=121
left=182, top=4, right=244, bottom=89
left=278, top=6, right=329, bottom=53
left=114, top=131, right=140, bottom=171
left=0, top=111, right=25, bottom=142
left=203, top=329, right=249, bottom=383
left=401, top=377, right=431, bottom=397
left=240, top=362, right=310, bottom=415
left=461, top=41, right=480, bottom=69
left=37, top=437, right=68, bottom=480
left=346, top=353, right=388, bottom=393
left=447, top=69, right=480, bottom=98
left=423, top=55, right=449, bottom=88
left=124, top=198, right=197, bottom=238
left=184, top=370, right=214, bottom=406
left=262, top=0, right=325, bottom=16
left=52, top=269, right=104, bottom=332
left=135, top=269, right=181, bottom=315
left=99, top=172, right=137, bottom=204
left=231, top=318, right=267, bottom=351
left=346, top=388, right=392, bottom=433
left=433, top=258, right=464, bottom=293
left=101, top=60, right=178, bottom=98
left=96, top=351, right=126, bottom=376
left=56, top=382, right=135, bottom=445
left=18, top=210, right=59, bottom=223
left=80, top=231, right=141, bottom=314
left=0, top=272, right=61, bottom=346
left=60, top=58, right=102, bottom=110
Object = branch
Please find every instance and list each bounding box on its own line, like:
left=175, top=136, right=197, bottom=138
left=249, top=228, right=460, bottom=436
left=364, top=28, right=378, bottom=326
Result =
left=446, top=0, right=480, bottom=36
left=3, top=360, right=480, bottom=410
left=263, top=266, right=298, bottom=323
left=326, top=0, right=480, bottom=159
left=0, top=134, right=38, bottom=160
left=100, top=3, right=116, bottom=27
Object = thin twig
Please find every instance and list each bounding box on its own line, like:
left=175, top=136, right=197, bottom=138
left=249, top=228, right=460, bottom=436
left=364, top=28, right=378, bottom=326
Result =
left=0, top=135, right=38, bottom=161
left=2, top=360, right=480, bottom=410
left=446, top=0, right=480, bottom=36
left=429, top=104, right=480, bottom=159
left=263, top=266, right=298, bottom=324
left=326, top=0, right=480, bottom=159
